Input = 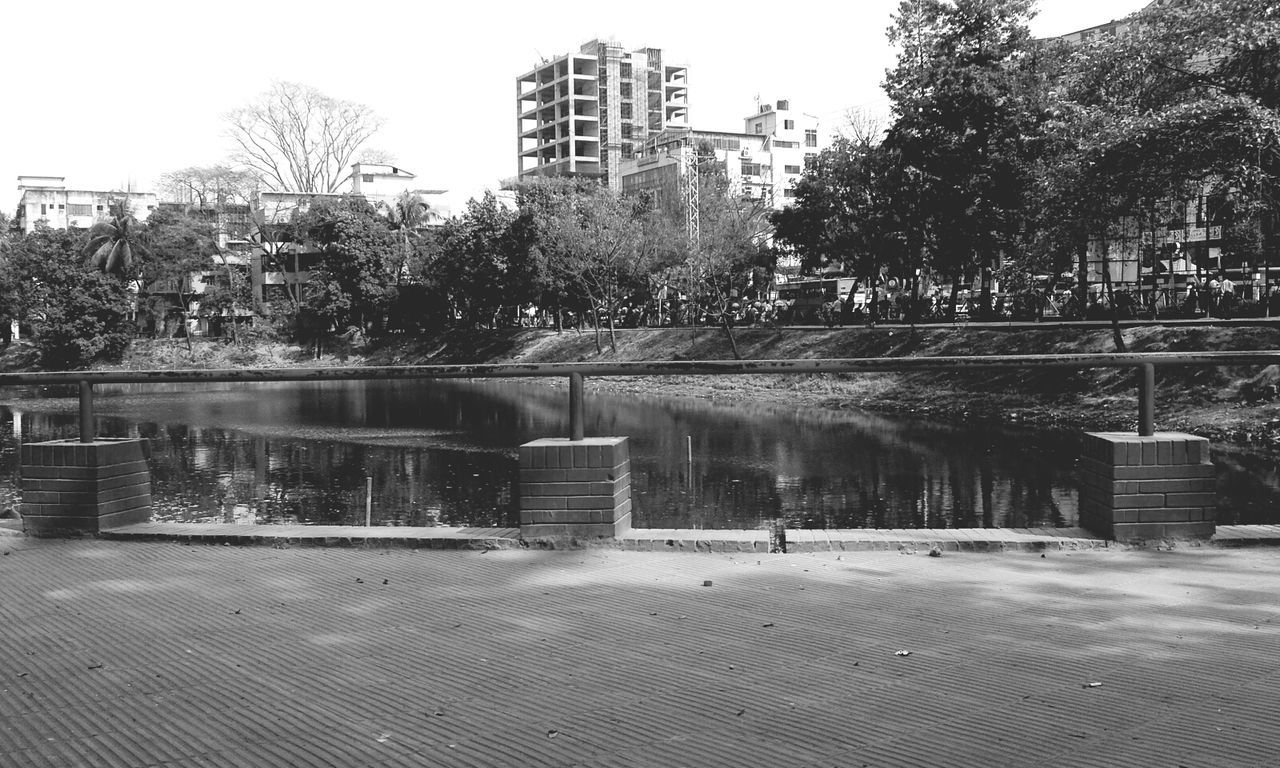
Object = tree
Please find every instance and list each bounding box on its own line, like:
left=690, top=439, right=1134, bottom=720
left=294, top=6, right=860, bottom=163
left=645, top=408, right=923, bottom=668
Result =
left=137, top=207, right=224, bottom=340
left=772, top=136, right=921, bottom=323
left=883, top=0, right=1048, bottom=320
left=83, top=201, right=152, bottom=279
left=295, top=196, right=399, bottom=342
left=523, top=178, right=648, bottom=354
left=381, top=190, right=435, bottom=286
left=225, top=81, right=384, bottom=193
left=431, top=192, right=529, bottom=330
left=690, top=163, right=774, bottom=357
left=156, top=165, right=257, bottom=210
left=1049, top=0, right=1280, bottom=321
left=1, top=225, right=131, bottom=369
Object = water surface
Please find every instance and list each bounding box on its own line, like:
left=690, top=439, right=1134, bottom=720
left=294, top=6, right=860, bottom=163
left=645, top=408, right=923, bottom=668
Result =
left=1, top=380, right=1275, bottom=528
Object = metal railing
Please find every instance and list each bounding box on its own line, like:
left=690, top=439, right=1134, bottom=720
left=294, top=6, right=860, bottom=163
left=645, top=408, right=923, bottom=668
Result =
left=2, top=350, right=1278, bottom=443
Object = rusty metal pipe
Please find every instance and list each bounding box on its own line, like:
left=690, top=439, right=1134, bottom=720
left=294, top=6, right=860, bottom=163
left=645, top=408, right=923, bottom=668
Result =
left=569, top=372, right=584, bottom=441
left=1138, top=364, right=1155, bottom=437
left=79, top=380, right=94, bottom=443
left=1, top=351, right=1277, bottom=386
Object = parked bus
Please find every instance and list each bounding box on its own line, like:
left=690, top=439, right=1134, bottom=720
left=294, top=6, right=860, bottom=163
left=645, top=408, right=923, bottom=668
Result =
left=774, top=277, right=859, bottom=324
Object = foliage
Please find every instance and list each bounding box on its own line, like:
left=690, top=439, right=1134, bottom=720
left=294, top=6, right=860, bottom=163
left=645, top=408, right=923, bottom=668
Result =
left=426, top=192, right=530, bottom=329
left=522, top=178, right=653, bottom=352
left=225, top=81, right=384, bottom=193
left=884, top=0, right=1048, bottom=316
left=381, top=190, right=436, bottom=286
left=690, top=164, right=775, bottom=352
left=83, top=201, right=152, bottom=279
left=0, top=225, right=130, bottom=369
left=133, top=207, right=224, bottom=335
left=294, top=196, right=399, bottom=335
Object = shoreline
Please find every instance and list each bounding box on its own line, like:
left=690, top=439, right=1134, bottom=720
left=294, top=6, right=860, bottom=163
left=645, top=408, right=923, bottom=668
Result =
left=4, top=325, right=1279, bottom=453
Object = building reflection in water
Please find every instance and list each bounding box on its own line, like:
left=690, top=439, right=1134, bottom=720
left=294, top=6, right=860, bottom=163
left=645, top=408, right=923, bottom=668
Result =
left=0, top=380, right=1275, bottom=528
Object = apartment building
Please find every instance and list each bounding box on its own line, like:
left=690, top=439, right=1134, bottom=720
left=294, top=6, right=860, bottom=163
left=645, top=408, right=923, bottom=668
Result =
left=517, top=39, right=690, bottom=192
left=620, top=99, right=824, bottom=214
left=14, top=175, right=157, bottom=234
left=340, top=163, right=450, bottom=221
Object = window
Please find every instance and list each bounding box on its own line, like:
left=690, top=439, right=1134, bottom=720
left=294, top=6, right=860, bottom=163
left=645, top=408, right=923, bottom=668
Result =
left=40, top=203, right=46, bottom=215
left=784, top=165, right=801, bottom=175
left=362, top=174, right=374, bottom=183
left=804, top=153, right=818, bottom=169
left=784, top=119, right=794, bottom=130
left=773, top=140, right=798, bottom=149
left=58, top=203, right=65, bottom=209
left=68, top=204, right=92, bottom=216
left=741, top=161, right=761, bottom=177
left=804, top=129, right=818, bottom=147
left=754, top=122, right=763, bottom=134
left=784, top=189, right=797, bottom=198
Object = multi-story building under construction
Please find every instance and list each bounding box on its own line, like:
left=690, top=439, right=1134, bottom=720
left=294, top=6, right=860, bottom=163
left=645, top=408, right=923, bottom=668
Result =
left=516, top=39, right=689, bottom=192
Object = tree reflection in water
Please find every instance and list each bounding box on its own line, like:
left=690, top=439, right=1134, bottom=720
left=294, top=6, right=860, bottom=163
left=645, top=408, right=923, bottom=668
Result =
left=0, top=380, right=1275, bottom=528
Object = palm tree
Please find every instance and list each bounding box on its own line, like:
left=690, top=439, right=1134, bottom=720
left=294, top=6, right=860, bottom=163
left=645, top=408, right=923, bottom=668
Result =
left=381, top=191, right=433, bottom=284
left=83, top=201, right=151, bottom=279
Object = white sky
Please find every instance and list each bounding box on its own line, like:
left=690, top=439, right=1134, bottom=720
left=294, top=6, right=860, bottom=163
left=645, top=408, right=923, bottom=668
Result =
left=1, top=0, right=1150, bottom=215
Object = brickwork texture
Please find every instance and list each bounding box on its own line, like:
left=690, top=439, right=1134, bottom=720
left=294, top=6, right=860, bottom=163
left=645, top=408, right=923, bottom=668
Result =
left=1078, top=432, right=1216, bottom=542
left=20, top=439, right=152, bottom=536
left=518, top=437, right=632, bottom=539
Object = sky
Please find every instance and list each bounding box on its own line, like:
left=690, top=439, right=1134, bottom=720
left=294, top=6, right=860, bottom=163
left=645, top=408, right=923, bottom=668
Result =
left=1, top=0, right=1152, bottom=215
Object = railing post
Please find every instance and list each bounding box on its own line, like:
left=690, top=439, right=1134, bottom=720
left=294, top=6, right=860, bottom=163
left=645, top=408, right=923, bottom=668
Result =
left=78, top=380, right=94, bottom=443
left=569, top=372, right=584, bottom=441
left=1137, top=363, right=1155, bottom=437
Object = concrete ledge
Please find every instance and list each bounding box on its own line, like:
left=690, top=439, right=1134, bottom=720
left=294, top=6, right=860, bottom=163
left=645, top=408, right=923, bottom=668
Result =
left=100, top=523, right=524, bottom=549
left=7, top=522, right=1275, bottom=551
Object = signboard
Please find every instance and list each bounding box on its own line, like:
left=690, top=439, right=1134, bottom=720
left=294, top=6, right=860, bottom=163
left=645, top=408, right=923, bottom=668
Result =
left=1142, top=226, right=1225, bottom=245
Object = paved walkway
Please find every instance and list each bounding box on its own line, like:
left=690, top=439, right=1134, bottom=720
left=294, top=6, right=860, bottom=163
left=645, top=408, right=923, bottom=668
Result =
left=2, top=537, right=1279, bottom=767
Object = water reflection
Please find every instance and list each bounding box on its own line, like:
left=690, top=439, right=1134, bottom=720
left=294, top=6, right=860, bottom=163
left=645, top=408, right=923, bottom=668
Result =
left=1, top=380, right=1276, bottom=529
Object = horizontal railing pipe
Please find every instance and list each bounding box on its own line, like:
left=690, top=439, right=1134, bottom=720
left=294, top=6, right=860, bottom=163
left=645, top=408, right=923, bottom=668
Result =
left=2, top=350, right=1279, bottom=387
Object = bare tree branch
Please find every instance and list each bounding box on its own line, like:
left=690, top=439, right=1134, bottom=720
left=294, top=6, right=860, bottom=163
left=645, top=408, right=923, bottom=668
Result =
left=224, top=81, right=384, bottom=193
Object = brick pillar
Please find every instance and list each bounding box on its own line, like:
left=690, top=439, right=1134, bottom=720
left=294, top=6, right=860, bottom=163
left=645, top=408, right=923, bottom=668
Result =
left=518, top=437, right=632, bottom=540
left=20, top=439, right=152, bottom=537
left=1078, top=432, right=1216, bottom=542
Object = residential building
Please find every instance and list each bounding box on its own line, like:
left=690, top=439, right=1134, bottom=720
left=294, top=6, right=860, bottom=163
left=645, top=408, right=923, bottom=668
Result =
left=340, top=163, right=450, bottom=222
left=14, top=175, right=157, bottom=234
left=249, top=190, right=347, bottom=308
left=517, top=39, right=690, bottom=192
left=620, top=99, right=823, bottom=214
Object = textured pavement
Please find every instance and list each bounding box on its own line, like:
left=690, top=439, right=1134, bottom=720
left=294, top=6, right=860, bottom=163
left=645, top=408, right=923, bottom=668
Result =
left=1, top=538, right=1279, bottom=767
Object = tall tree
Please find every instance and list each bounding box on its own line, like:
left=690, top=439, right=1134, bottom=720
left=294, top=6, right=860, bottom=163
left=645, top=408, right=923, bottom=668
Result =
left=523, top=178, right=648, bottom=354
left=136, top=207, right=221, bottom=339
left=295, top=196, right=399, bottom=339
left=1051, top=0, right=1280, bottom=319
left=225, top=81, right=384, bottom=193
left=381, top=190, right=435, bottom=286
left=83, top=201, right=152, bottom=280
left=2, top=225, right=131, bottom=369
left=691, top=161, right=775, bottom=357
left=156, top=165, right=257, bottom=210
left=431, top=192, right=526, bottom=329
left=883, top=0, right=1047, bottom=320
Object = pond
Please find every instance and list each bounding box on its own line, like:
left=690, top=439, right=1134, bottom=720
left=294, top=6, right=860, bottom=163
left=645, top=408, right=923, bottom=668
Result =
left=0, top=379, right=1276, bottom=529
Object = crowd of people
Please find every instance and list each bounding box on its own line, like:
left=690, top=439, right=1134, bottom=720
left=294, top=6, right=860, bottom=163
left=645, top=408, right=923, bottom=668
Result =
left=503, top=273, right=1277, bottom=330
